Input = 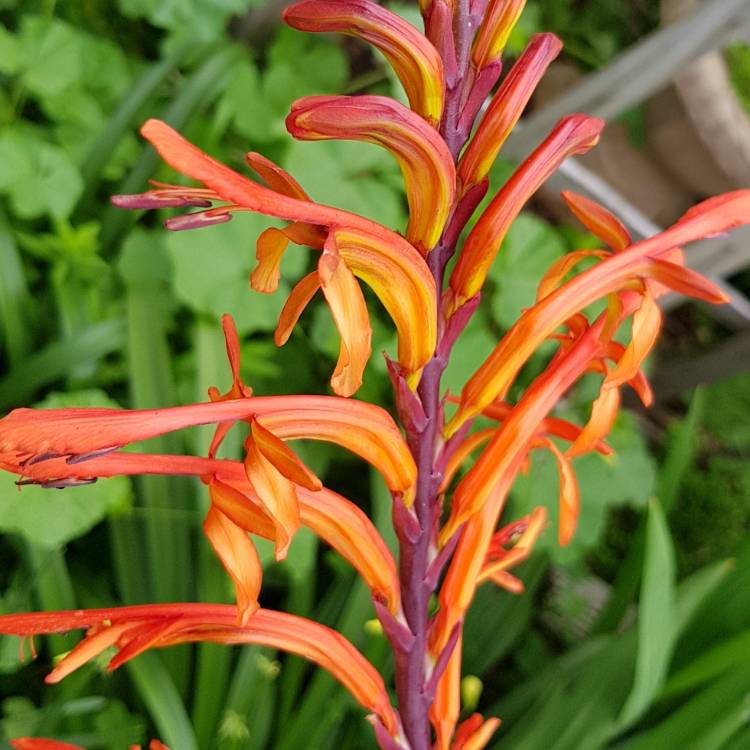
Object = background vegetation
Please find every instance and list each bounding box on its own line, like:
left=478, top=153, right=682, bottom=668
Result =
left=0, top=1, right=748, bottom=748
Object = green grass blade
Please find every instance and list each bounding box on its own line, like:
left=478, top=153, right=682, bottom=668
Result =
left=591, top=390, right=704, bottom=634
left=100, top=45, right=241, bottom=251
left=617, top=498, right=676, bottom=731
left=126, top=652, right=198, bottom=750
left=0, top=206, right=30, bottom=367
left=0, top=318, right=125, bottom=410
left=77, top=44, right=192, bottom=207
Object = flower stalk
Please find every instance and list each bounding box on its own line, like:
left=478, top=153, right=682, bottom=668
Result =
left=0, top=2, right=748, bottom=749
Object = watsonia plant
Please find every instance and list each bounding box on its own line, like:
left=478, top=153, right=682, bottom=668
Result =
left=1, top=1, right=749, bottom=748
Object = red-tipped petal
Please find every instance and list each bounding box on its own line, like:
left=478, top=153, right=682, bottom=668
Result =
left=459, top=33, right=562, bottom=189
left=287, top=95, right=455, bottom=251
left=562, top=191, right=632, bottom=251
left=450, top=115, right=604, bottom=309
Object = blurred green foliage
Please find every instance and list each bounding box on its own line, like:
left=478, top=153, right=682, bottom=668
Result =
left=0, top=1, right=747, bottom=749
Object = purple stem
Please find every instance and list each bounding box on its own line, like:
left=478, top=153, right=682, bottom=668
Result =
left=388, top=1, right=491, bottom=747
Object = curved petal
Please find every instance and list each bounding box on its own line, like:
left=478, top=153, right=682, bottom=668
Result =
left=453, top=715, right=502, bottom=750
left=541, top=441, right=579, bottom=546
left=244, top=429, right=301, bottom=559
left=275, top=271, right=321, bottom=345
left=561, top=191, right=631, bottom=251
left=431, top=636, right=462, bottom=750
left=318, top=237, right=373, bottom=397
left=446, top=192, right=750, bottom=434
left=449, top=115, right=604, bottom=310
left=332, top=226, right=437, bottom=378
left=203, top=468, right=400, bottom=613
left=284, top=0, right=444, bottom=125
left=203, top=503, right=262, bottom=624
left=244, top=151, right=310, bottom=199
left=471, top=0, right=527, bottom=69
left=566, top=385, right=620, bottom=461
left=287, top=95, right=455, bottom=252
left=459, top=33, right=562, bottom=189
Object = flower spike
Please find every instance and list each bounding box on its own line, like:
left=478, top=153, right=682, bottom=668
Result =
left=283, top=0, right=445, bottom=125
left=448, top=115, right=604, bottom=312
left=287, top=95, right=456, bottom=252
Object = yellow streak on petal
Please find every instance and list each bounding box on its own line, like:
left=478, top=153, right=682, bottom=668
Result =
left=471, top=0, right=527, bottom=69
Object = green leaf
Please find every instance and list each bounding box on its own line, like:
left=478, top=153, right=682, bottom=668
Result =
left=284, top=139, right=405, bottom=229
left=487, top=213, right=567, bottom=329
left=0, top=23, right=22, bottom=75
left=0, top=390, right=133, bottom=548
left=117, top=0, right=252, bottom=43
left=0, top=128, right=83, bottom=219
left=166, top=215, right=306, bottom=335
left=16, top=16, right=83, bottom=99
left=617, top=498, right=675, bottom=730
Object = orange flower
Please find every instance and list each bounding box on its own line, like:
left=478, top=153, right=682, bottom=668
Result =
left=269, top=226, right=437, bottom=392
left=0, top=604, right=399, bottom=737
left=458, top=33, right=562, bottom=191
left=447, top=191, right=750, bottom=435
left=0, top=395, right=415, bottom=500
left=283, top=0, right=445, bottom=125
left=287, top=95, right=455, bottom=252
left=448, top=115, right=604, bottom=313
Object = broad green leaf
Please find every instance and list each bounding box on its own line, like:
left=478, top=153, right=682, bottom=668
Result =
left=617, top=498, right=675, bottom=730
left=16, top=16, right=83, bottom=99
left=0, top=128, right=83, bottom=219
left=488, top=213, right=567, bottom=329
left=284, top=139, right=405, bottom=230
left=0, top=23, right=21, bottom=75
left=0, top=390, right=132, bottom=548
left=166, top=215, right=307, bottom=335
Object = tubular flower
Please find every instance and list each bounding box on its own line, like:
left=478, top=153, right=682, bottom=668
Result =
left=447, top=191, right=750, bottom=435
left=458, top=33, right=562, bottom=191
left=283, top=0, right=444, bottom=126
left=287, top=95, right=456, bottom=252
left=0, top=605, right=399, bottom=736
left=269, top=225, right=437, bottom=391
left=431, top=636, right=462, bottom=750
left=472, top=0, right=527, bottom=71
left=448, top=115, right=605, bottom=313
left=451, top=714, right=502, bottom=750
left=114, top=119, right=409, bottom=248
left=0, top=395, right=416, bottom=501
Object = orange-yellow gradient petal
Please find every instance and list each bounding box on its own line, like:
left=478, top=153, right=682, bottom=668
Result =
left=287, top=95, right=455, bottom=251
left=331, top=226, right=437, bottom=379
left=203, top=503, right=262, bottom=624
left=449, top=115, right=604, bottom=310
left=561, top=190, right=631, bottom=251
left=472, top=0, right=527, bottom=69
left=318, top=237, right=373, bottom=397
left=284, top=0, right=444, bottom=125
left=0, top=605, right=398, bottom=736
